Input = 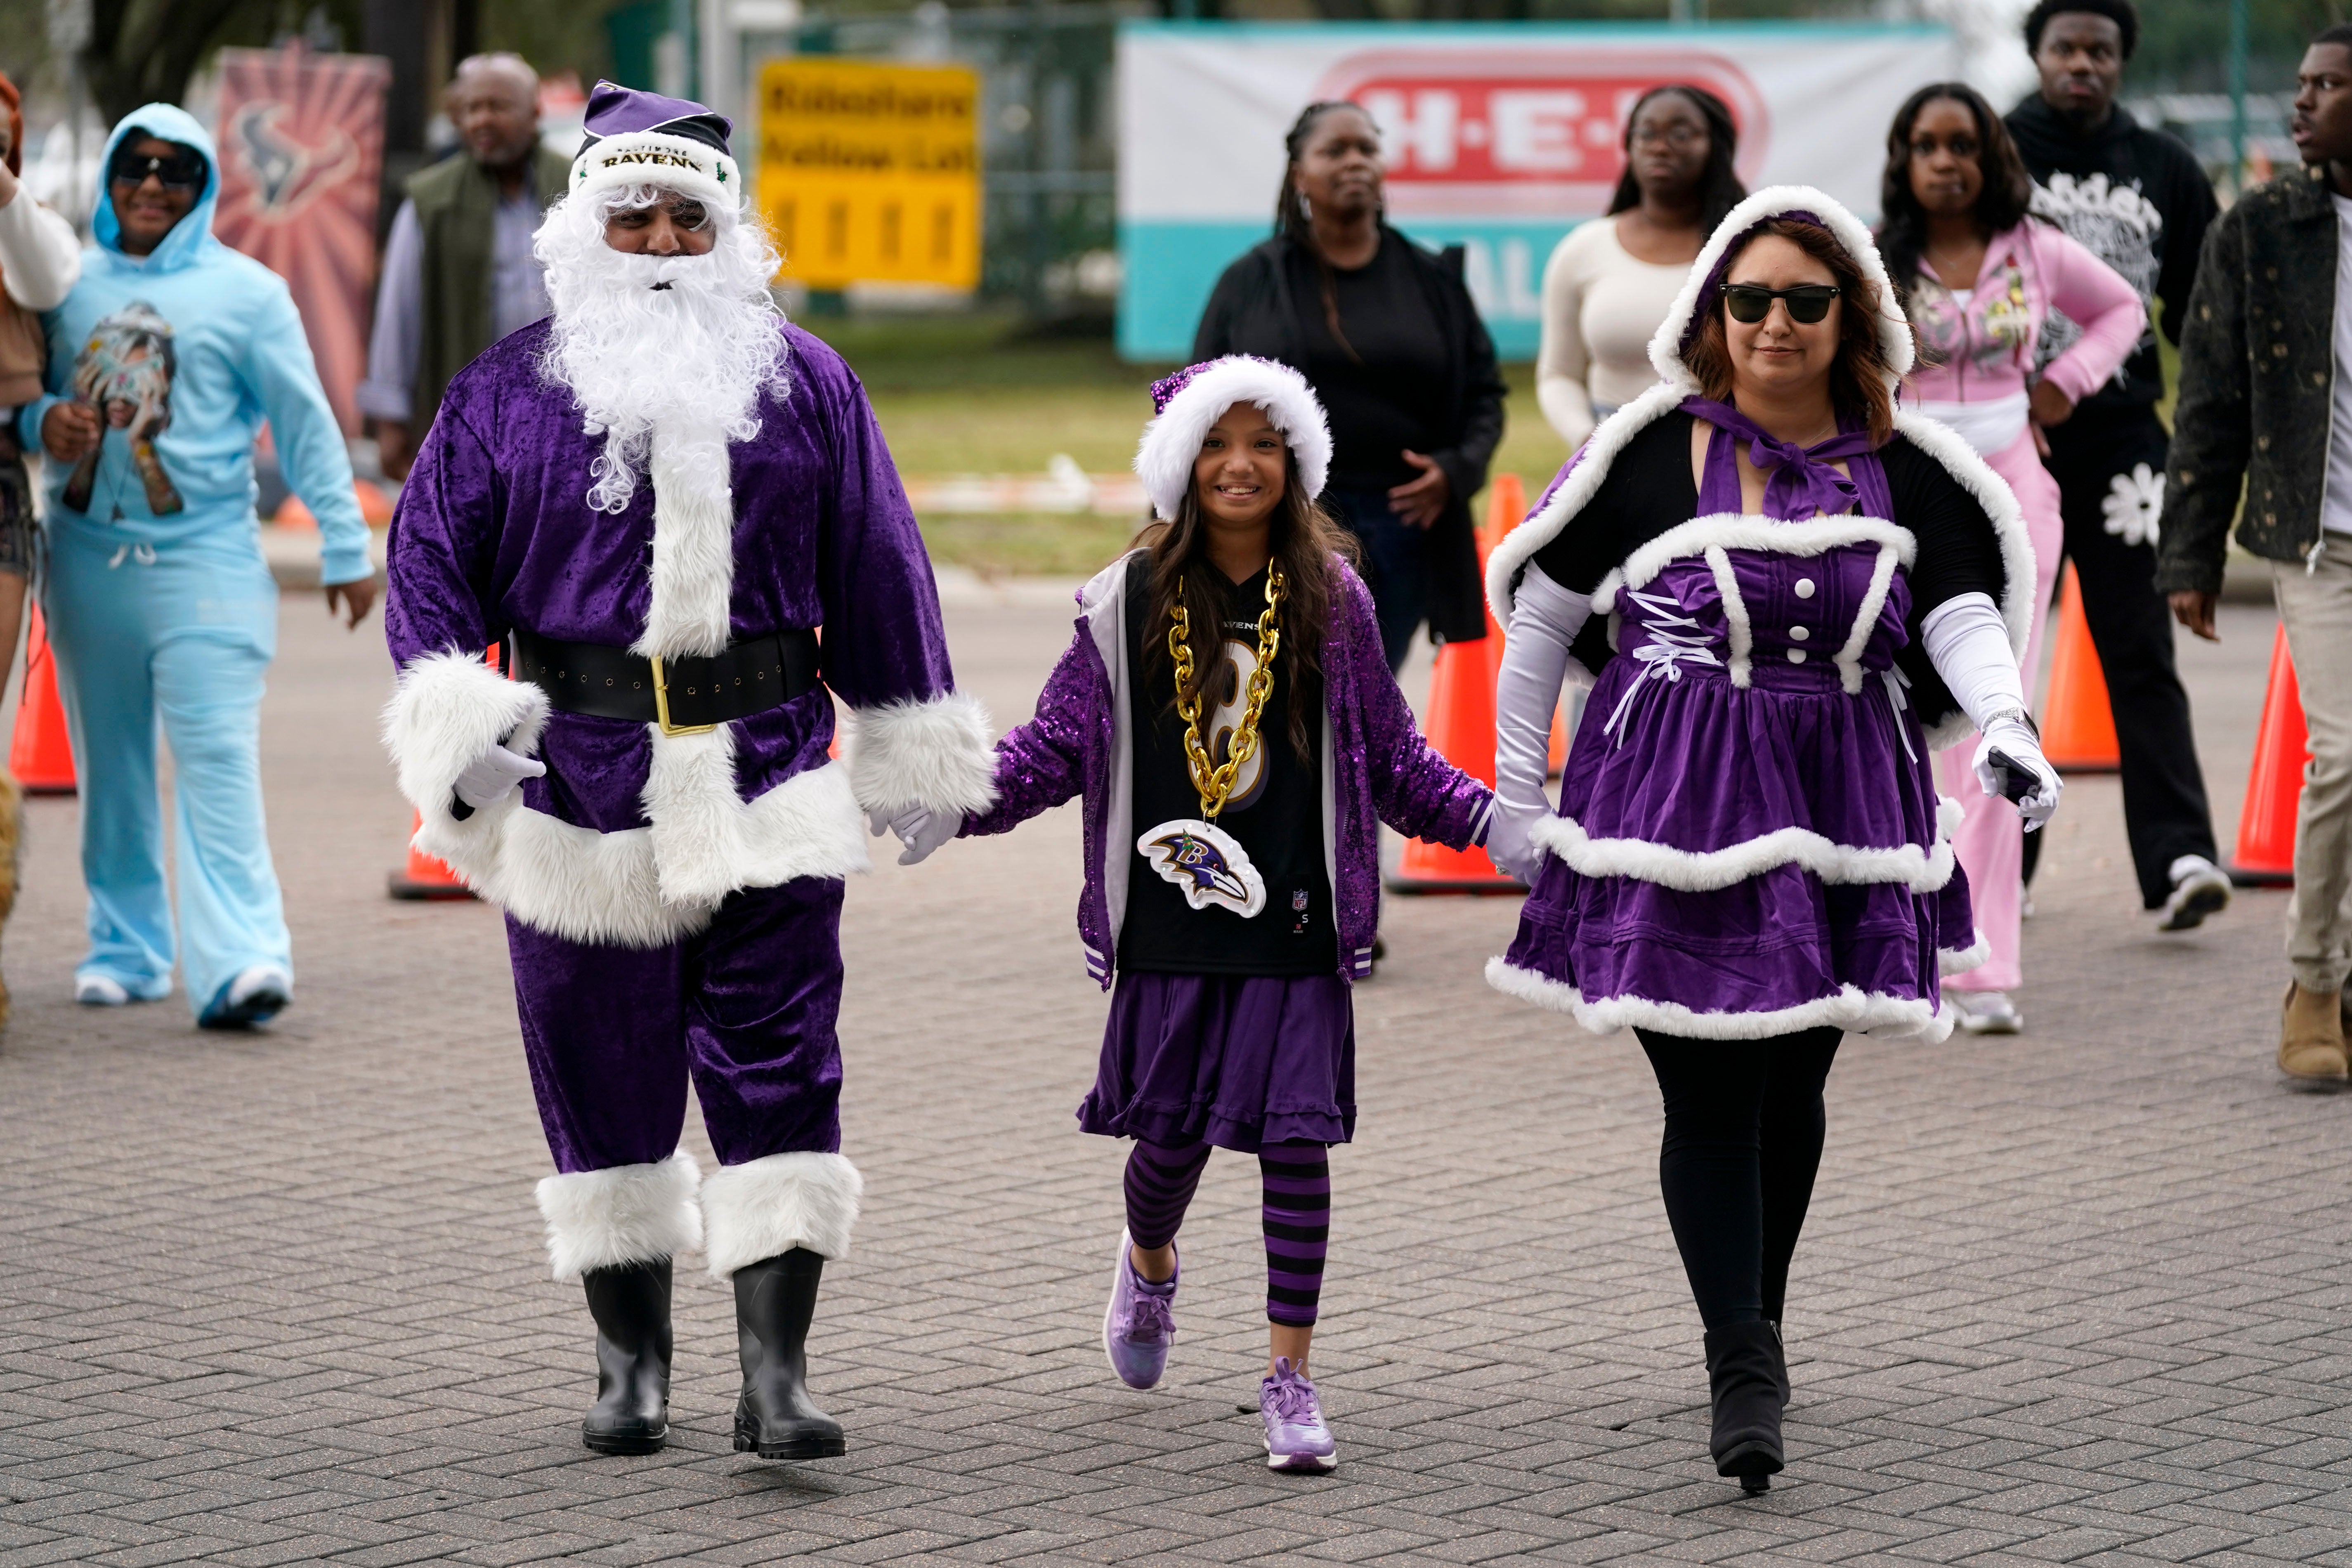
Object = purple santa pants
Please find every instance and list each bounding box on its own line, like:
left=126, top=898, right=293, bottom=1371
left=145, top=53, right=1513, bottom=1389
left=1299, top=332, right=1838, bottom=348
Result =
left=504, top=876, right=846, bottom=1174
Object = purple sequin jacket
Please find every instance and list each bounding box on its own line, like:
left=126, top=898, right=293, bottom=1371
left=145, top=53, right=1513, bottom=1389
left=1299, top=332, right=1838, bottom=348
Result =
left=963, top=551, right=1494, bottom=985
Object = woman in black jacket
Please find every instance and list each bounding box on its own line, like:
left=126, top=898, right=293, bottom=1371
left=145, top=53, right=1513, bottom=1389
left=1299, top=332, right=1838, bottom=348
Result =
left=1192, top=100, right=1508, bottom=671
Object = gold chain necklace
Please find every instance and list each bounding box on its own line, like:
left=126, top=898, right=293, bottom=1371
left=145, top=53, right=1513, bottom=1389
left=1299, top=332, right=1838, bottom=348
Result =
left=1167, top=564, right=1285, bottom=820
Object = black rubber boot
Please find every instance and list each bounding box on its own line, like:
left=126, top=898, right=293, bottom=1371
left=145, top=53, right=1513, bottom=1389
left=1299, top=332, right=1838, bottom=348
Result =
left=1705, top=1320, right=1785, bottom=1492
left=581, top=1259, right=673, bottom=1455
left=732, top=1248, right=846, bottom=1460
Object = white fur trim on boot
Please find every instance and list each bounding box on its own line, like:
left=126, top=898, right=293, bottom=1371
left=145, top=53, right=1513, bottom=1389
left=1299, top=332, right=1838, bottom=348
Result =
left=848, top=691, right=999, bottom=821
left=535, top=1150, right=704, bottom=1282
left=701, top=1151, right=864, bottom=1279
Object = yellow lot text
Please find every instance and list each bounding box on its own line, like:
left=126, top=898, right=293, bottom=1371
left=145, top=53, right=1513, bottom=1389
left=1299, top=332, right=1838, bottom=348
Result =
left=758, top=58, right=982, bottom=291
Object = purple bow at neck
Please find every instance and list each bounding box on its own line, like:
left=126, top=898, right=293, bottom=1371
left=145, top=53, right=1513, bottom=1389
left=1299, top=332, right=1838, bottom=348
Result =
left=1683, top=397, right=1877, bottom=521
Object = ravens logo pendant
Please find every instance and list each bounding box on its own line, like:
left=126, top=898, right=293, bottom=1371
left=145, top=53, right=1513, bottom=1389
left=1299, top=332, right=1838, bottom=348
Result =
left=1138, top=819, right=1266, bottom=918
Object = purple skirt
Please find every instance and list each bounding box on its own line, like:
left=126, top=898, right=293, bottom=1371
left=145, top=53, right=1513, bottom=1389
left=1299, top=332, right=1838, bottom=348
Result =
left=1079, top=971, right=1355, bottom=1152
left=1493, top=647, right=1973, bottom=1043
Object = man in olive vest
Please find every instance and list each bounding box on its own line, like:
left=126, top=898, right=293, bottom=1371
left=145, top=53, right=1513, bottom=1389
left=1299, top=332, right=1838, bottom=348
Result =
left=359, top=52, right=572, bottom=478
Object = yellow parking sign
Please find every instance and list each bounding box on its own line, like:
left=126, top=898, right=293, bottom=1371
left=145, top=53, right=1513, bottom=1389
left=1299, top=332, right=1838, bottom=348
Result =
left=757, top=58, right=982, bottom=291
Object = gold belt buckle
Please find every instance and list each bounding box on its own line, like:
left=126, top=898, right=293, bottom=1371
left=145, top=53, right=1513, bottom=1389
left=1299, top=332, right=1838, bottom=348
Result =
left=649, top=654, right=717, bottom=737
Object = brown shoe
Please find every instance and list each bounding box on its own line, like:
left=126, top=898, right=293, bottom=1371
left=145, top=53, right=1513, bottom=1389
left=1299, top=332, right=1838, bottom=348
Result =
left=2279, top=983, right=2349, bottom=1084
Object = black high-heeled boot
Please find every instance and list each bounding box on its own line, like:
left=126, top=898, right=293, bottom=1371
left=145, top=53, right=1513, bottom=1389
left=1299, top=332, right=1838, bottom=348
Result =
left=581, top=1259, right=673, bottom=1455
left=1705, top=1320, right=1785, bottom=1492
left=732, top=1248, right=846, bottom=1460
left=1766, top=1319, right=1791, bottom=1407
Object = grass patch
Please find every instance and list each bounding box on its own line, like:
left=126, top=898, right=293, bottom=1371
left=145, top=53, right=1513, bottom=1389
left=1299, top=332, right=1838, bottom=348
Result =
left=799, top=312, right=1579, bottom=575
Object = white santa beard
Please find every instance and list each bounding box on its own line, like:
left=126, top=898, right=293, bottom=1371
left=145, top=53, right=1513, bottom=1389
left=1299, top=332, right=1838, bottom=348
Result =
left=538, top=207, right=787, bottom=517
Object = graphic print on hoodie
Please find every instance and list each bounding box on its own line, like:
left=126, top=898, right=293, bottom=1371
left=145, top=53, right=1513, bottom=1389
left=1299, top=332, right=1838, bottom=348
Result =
left=2005, top=94, right=2219, bottom=416
left=66, top=300, right=181, bottom=515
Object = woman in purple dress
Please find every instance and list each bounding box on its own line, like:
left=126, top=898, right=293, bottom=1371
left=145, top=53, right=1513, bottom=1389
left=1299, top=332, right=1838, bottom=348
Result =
left=1482, top=188, right=2059, bottom=1490
left=953, top=357, right=1492, bottom=1474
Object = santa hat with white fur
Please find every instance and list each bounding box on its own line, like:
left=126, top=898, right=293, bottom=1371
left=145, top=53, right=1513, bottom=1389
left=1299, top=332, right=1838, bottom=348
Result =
left=570, top=80, right=742, bottom=212
left=1134, top=356, right=1332, bottom=522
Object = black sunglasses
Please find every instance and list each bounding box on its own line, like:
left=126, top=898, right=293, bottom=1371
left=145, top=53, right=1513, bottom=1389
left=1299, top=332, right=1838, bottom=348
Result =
left=1721, top=283, right=1842, bottom=325
left=108, top=147, right=207, bottom=192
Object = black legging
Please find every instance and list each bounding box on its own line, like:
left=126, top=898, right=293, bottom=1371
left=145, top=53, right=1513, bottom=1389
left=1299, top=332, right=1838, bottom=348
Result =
left=1635, top=1027, right=1842, bottom=1330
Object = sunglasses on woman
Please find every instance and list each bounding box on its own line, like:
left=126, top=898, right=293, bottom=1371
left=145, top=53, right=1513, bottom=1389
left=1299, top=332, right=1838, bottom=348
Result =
left=108, top=147, right=208, bottom=192
left=1720, top=283, right=1842, bottom=325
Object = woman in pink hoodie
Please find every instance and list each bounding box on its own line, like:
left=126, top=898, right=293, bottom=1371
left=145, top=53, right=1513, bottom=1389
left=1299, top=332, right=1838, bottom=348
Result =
left=1878, top=82, right=2144, bottom=1035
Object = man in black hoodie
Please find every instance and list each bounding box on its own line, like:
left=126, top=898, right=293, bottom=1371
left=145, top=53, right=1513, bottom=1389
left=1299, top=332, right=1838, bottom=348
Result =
left=2006, top=0, right=2233, bottom=933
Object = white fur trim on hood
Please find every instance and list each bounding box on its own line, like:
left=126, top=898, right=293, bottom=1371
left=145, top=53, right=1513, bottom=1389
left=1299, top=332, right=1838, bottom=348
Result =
left=570, top=130, right=742, bottom=212
left=1134, top=356, right=1332, bottom=523
left=848, top=690, right=1001, bottom=820
left=536, top=1151, right=704, bottom=1281
left=701, top=1151, right=864, bottom=1277
left=1647, top=184, right=1915, bottom=392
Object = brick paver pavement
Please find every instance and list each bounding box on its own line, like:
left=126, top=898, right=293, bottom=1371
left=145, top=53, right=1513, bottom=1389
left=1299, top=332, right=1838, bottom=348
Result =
left=0, top=585, right=2344, bottom=1566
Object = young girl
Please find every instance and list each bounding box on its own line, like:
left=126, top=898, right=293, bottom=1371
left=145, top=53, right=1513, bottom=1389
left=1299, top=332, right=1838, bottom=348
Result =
left=954, top=357, right=1492, bottom=1472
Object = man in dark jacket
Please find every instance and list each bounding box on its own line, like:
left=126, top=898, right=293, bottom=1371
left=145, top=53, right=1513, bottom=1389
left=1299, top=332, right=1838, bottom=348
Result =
left=2007, top=0, right=2232, bottom=932
left=357, top=53, right=573, bottom=478
left=2159, top=26, right=2352, bottom=1084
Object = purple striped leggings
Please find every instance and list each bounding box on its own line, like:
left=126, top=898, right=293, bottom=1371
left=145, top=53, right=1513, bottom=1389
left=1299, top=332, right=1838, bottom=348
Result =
left=1124, top=1137, right=1329, bottom=1326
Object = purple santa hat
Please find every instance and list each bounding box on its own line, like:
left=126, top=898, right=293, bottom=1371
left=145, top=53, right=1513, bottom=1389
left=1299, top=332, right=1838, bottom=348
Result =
left=570, top=80, right=743, bottom=210
left=1133, top=355, right=1332, bottom=523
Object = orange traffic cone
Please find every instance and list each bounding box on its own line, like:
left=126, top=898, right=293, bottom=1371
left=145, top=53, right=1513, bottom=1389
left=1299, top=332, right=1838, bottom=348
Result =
left=2227, top=622, right=2308, bottom=888
left=11, top=606, right=74, bottom=795
left=387, top=642, right=501, bottom=900
left=2040, top=564, right=2120, bottom=772
left=387, top=809, right=477, bottom=900
left=1388, top=480, right=1524, bottom=895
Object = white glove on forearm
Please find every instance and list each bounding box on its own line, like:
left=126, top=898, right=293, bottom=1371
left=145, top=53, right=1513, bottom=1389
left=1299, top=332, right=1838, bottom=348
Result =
left=453, top=742, right=545, bottom=811
left=869, top=805, right=959, bottom=866
left=1919, top=591, right=2062, bottom=831
left=1488, top=565, right=1593, bottom=881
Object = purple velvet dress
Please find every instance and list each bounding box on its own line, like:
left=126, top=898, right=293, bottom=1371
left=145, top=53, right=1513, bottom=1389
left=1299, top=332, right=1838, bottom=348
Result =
left=1490, top=418, right=1975, bottom=1044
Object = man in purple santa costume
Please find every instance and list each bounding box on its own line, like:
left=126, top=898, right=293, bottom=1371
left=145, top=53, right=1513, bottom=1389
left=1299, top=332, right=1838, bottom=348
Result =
left=380, top=83, right=995, bottom=1460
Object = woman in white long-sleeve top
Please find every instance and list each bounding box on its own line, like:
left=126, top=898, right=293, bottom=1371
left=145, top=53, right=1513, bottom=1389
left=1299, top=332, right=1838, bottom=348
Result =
left=1535, top=85, right=1747, bottom=453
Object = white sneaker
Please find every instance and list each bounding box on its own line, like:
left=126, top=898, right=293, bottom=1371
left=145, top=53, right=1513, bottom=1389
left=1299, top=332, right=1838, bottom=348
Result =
left=1952, top=991, right=2023, bottom=1034
left=74, top=975, right=129, bottom=1006
left=2159, top=855, right=2232, bottom=932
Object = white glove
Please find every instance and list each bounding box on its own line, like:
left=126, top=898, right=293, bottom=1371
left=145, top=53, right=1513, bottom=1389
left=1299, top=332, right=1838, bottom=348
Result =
left=1488, top=565, right=1593, bottom=883
left=1972, top=719, right=2062, bottom=832
left=869, top=805, right=960, bottom=866
left=1486, top=798, right=1549, bottom=883
left=1920, top=591, right=2062, bottom=832
left=453, top=742, right=545, bottom=811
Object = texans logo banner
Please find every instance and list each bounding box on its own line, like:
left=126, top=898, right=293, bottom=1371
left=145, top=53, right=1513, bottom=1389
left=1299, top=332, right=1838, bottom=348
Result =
left=212, top=42, right=392, bottom=436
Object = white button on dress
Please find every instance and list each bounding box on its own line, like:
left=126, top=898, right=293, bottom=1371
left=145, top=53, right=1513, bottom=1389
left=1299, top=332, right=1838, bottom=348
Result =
left=1794, top=579, right=1816, bottom=599
left=1788, top=649, right=1807, bottom=664
left=1790, top=625, right=1810, bottom=642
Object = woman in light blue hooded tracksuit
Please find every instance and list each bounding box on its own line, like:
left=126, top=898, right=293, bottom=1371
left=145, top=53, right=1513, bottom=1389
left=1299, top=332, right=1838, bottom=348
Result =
left=18, top=103, right=373, bottom=1026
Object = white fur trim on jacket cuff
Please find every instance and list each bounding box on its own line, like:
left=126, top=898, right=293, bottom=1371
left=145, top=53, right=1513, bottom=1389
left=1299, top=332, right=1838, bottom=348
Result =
left=383, top=648, right=550, bottom=833
left=701, top=1151, right=864, bottom=1278
left=535, top=1150, right=704, bottom=1282
left=848, top=690, right=999, bottom=820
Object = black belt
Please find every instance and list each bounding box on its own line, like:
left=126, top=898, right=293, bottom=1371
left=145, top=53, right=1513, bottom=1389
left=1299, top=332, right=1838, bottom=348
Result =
left=508, top=626, right=821, bottom=734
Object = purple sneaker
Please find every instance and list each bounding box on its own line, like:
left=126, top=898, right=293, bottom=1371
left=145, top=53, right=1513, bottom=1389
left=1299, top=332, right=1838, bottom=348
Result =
left=1260, top=1356, right=1337, bottom=1472
left=1101, top=1228, right=1177, bottom=1390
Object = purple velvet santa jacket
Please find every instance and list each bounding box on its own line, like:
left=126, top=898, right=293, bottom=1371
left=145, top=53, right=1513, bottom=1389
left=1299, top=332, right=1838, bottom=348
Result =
left=962, top=550, right=1493, bottom=985
left=381, top=318, right=996, bottom=947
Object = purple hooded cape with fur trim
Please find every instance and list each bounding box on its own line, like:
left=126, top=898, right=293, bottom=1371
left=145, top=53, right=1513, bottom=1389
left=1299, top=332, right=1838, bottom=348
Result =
left=1481, top=186, right=2035, bottom=1046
